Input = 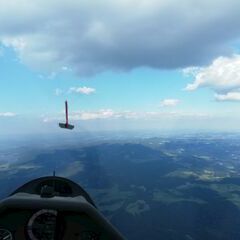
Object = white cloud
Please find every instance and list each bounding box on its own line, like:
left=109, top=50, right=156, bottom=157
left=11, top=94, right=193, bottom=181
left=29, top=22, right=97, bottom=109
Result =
left=74, top=109, right=114, bottom=120
left=185, top=55, right=240, bottom=93
left=55, top=86, right=96, bottom=96
left=55, top=88, right=63, bottom=96
left=215, top=92, right=240, bottom=101
left=43, top=109, right=209, bottom=123
left=69, top=86, right=96, bottom=95
left=160, top=99, right=180, bottom=107
left=0, top=112, right=16, bottom=117
left=1, top=0, right=240, bottom=75
left=184, top=55, right=240, bottom=101
left=43, top=109, right=116, bottom=122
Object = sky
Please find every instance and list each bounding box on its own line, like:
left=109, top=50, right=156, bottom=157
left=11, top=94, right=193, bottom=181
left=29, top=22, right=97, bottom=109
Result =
left=1, top=0, right=240, bottom=134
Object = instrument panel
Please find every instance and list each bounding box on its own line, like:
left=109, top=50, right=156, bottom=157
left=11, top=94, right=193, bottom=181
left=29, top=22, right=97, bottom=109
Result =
left=0, top=229, right=13, bottom=240
left=0, top=209, right=104, bottom=240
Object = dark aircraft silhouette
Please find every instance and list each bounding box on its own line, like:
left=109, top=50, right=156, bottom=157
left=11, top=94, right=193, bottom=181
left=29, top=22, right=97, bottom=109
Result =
left=0, top=175, right=125, bottom=239
left=59, top=101, right=74, bottom=130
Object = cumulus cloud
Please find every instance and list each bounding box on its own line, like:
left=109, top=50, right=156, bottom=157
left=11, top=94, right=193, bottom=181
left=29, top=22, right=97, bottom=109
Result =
left=160, top=99, right=180, bottom=107
left=215, top=92, right=240, bottom=101
left=0, top=112, right=16, bottom=117
left=1, top=0, right=240, bottom=75
left=69, top=86, right=96, bottom=95
left=184, top=55, right=240, bottom=101
left=185, top=55, right=240, bottom=92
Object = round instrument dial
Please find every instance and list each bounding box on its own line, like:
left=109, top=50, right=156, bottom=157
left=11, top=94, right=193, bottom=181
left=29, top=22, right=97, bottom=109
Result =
left=27, top=209, right=57, bottom=240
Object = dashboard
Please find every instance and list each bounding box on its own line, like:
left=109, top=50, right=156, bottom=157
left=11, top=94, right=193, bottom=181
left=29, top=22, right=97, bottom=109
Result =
left=0, top=176, right=124, bottom=240
left=0, top=208, right=105, bottom=240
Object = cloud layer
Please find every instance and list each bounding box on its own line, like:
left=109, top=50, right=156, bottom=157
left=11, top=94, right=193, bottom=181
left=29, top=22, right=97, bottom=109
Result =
left=1, top=0, right=240, bottom=75
left=43, top=109, right=210, bottom=122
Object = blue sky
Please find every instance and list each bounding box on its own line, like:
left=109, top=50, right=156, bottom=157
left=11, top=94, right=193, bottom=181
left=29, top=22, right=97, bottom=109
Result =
left=1, top=0, right=240, bottom=134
